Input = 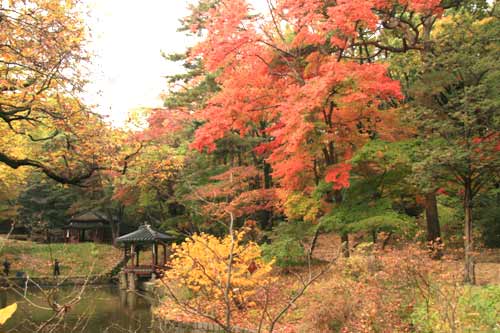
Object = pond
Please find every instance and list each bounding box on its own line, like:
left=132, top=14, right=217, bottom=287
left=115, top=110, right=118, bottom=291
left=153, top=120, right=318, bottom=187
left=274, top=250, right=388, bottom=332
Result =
left=1, top=284, right=157, bottom=332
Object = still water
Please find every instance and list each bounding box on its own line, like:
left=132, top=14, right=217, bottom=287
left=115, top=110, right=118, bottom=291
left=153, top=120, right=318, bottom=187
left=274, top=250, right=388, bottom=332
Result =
left=1, top=285, right=156, bottom=332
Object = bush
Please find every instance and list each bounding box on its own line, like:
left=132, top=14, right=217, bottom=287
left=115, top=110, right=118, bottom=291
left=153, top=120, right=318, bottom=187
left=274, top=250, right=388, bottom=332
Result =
left=299, top=245, right=453, bottom=333
left=411, top=284, right=500, bottom=333
left=162, top=230, right=275, bottom=320
left=261, top=221, right=313, bottom=267
left=299, top=249, right=426, bottom=332
left=261, top=238, right=305, bottom=267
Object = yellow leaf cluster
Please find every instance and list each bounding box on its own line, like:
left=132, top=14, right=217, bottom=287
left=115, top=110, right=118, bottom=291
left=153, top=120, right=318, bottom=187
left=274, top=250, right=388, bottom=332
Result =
left=165, top=230, right=275, bottom=312
left=0, top=303, right=17, bottom=326
left=283, top=192, right=321, bottom=223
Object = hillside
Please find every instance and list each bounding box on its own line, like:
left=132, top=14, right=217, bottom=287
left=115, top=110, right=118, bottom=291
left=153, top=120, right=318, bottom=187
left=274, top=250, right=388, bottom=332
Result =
left=0, top=238, right=122, bottom=277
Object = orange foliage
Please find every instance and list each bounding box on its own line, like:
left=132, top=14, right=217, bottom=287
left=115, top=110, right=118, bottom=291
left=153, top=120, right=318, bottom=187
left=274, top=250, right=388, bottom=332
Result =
left=185, top=0, right=423, bottom=192
left=192, top=166, right=281, bottom=223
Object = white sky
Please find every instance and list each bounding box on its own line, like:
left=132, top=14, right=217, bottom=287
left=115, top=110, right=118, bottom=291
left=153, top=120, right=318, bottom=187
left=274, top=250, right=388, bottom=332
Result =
left=85, top=0, right=267, bottom=126
left=84, top=0, right=193, bottom=126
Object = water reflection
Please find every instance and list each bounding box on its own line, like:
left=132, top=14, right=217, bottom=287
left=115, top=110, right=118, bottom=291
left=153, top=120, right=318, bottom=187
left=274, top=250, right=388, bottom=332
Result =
left=2, top=285, right=154, bottom=332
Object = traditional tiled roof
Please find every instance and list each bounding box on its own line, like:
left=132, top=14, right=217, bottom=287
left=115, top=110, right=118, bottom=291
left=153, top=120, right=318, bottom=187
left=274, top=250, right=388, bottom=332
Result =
left=64, top=221, right=106, bottom=229
left=116, top=224, right=175, bottom=243
left=70, top=211, right=110, bottom=223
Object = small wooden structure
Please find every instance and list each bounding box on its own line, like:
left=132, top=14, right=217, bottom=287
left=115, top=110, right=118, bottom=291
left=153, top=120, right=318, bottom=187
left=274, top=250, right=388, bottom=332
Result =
left=116, top=224, right=175, bottom=291
left=64, top=211, right=113, bottom=243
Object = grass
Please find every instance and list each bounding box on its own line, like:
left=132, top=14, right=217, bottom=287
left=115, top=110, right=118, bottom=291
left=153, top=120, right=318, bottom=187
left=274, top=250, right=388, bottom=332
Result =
left=0, top=238, right=122, bottom=277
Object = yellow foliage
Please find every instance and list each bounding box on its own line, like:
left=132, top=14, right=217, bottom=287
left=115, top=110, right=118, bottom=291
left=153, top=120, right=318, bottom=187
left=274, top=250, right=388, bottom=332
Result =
left=0, top=303, right=17, bottom=325
left=283, top=192, right=320, bottom=223
left=0, top=0, right=129, bottom=182
left=164, top=230, right=275, bottom=314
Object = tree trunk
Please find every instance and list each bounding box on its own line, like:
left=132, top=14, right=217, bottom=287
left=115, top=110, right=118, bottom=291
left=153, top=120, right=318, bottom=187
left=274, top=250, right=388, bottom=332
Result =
left=340, top=233, right=349, bottom=258
left=308, top=227, right=320, bottom=257
left=333, top=190, right=350, bottom=258
left=424, top=191, right=442, bottom=259
left=263, top=162, right=272, bottom=189
left=425, top=192, right=441, bottom=241
left=110, top=221, right=120, bottom=246
left=109, top=205, right=124, bottom=246
left=463, top=181, right=475, bottom=284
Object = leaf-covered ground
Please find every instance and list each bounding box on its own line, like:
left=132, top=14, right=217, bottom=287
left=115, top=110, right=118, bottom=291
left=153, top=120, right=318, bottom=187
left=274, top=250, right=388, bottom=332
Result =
left=312, top=233, right=500, bottom=285
left=156, top=233, right=500, bottom=332
left=0, top=238, right=122, bottom=277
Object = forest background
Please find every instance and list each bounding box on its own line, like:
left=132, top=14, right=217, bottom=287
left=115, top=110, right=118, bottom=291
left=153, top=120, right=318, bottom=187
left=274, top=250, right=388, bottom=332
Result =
left=0, top=0, right=499, bottom=332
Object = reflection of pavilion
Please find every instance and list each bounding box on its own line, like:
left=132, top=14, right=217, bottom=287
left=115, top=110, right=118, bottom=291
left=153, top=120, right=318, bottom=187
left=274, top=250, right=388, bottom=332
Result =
left=116, top=224, right=175, bottom=291
left=119, top=289, right=137, bottom=311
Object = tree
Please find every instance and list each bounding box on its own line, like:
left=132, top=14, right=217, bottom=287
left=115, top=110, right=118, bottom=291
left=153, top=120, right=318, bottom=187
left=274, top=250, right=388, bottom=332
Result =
left=408, top=12, right=500, bottom=283
left=320, top=139, right=419, bottom=244
left=182, top=0, right=460, bottom=255
left=112, top=108, right=187, bottom=230
left=0, top=0, right=135, bottom=185
left=0, top=151, right=28, bottom=229
left=17, top=173, right=78, bottom=241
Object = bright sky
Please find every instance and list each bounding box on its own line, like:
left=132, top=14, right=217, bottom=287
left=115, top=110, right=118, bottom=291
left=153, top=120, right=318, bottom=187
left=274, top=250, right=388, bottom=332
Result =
left=84, top=0, right=193, bottom=126
left=85, top=0, right=267, bottom=126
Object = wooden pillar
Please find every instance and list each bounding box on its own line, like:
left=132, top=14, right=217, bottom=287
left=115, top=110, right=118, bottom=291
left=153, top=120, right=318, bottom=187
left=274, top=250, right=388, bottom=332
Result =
left=136, top=246, right=140, bottom=266
left=127, top=272, right=137, bottom=291
left=154, top=243, right=158, bottom=266
left=163, top=244, right=167, bottom=265
left=130, top=243, right=135, bottom=267
left=118, top=271, right=128, bottom=290
left=127, top=289, right=137, bottom=307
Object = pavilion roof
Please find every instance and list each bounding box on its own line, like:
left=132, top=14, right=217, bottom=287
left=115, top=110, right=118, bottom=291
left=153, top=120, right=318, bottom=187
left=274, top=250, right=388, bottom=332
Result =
left=69, top=211, right=110, bottom=223
left=116, top=224, right=175, bottom=244
left=64, top=222, right=106, bottom=229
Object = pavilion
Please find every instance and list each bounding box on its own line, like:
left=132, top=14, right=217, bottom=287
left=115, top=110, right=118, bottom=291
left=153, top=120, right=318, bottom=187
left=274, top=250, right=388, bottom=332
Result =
left=64, top=211, right=113, bottom=243
left=116, top=224, right=175, bottom=290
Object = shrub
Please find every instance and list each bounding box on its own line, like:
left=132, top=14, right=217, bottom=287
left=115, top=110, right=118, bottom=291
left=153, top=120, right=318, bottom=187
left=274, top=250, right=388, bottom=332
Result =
left=261, top=221, right=312, bottom=267
left=299, top=245, right=443, bottom=333
left=411, top=284, right=500, bottom=333
left=161, top=230, right=275, bottom=324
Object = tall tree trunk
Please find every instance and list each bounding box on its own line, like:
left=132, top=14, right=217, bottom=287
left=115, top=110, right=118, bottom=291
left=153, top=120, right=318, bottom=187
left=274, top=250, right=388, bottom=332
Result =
left=109, top=205, right=123, bottom=247
left=463, top=181, right=475, bottom=284
left=110, top=220, right=120, bottom=246
left=425, top=192, right=441, bottom=241
left=263, top=162, right=272, bottom=189
left=340, top=233, right=349, bottom=258
left=425, top=191, right=442, bottom=259
left=334, top=190, right=350, bottom=258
